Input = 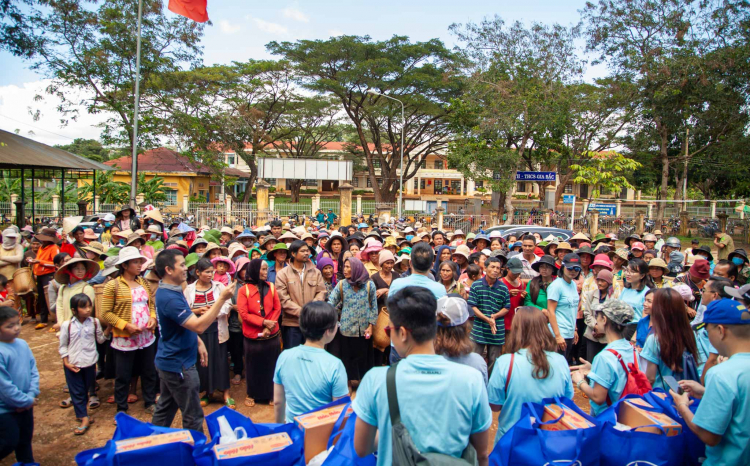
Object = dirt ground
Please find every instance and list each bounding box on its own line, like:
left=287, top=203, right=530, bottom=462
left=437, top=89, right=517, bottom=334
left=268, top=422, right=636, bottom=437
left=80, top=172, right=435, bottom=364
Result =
left=1, top=321, right=593, bottom=465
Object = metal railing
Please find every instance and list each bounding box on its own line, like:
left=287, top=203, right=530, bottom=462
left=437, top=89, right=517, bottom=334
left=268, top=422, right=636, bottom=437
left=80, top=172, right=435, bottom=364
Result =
left=320, top=199, right=339, bottom=214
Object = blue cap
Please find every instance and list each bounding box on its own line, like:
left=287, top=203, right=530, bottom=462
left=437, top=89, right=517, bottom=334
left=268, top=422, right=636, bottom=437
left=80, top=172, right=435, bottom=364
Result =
left=704, top=298, right=750, bottom=325
left=358, top=223, right=368, bottom=229
left=512, top=241, right=522, bottom=249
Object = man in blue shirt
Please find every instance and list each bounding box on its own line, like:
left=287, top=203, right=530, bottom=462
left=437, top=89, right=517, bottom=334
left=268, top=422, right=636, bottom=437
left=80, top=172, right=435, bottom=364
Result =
left=151, top=250, right=235, bottom=433
left=353, top=286, right=491, bottom=466
left=671, top=298, right=750, bottom=466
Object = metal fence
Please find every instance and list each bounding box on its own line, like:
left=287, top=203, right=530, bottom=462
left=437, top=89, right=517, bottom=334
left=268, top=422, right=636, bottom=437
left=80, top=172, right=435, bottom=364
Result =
left=275, top=203, right=312, bottom=217
left=320, top=199, right=339, bottom=215
left=443, top=214, right=491, bottom=233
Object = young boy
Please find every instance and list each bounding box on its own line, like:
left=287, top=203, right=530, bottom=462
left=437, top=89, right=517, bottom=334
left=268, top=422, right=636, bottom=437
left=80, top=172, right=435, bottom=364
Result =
left=0, top=306, right=39, bottom=463
left=672, top=298, right=750, bottom=466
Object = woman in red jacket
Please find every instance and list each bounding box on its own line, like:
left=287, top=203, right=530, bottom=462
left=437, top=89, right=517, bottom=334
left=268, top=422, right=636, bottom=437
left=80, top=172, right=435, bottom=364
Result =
left=237, top=258, right=281, bottom=408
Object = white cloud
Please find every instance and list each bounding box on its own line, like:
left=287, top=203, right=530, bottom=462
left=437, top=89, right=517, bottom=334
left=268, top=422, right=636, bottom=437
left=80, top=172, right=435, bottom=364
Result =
left=0, top=79, right=106, bottom=146
left=249, top=17, right=288, bottom=35
left=328, top=29, right=344, bottom=37
left=282, top=7, right=309, bottom=23
left=219, top=20, right=242, bottom=34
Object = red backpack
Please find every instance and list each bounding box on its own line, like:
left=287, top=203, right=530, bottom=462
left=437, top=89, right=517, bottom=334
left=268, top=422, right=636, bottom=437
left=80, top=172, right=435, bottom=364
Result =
left=605, top=348, right=652, bottom=406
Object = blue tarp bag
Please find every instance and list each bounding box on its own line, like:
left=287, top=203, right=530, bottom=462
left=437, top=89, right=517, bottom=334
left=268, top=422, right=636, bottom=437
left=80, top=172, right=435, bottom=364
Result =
left=75, top=412, right=207, bottom=466
left=489, top=396, right=602, bottom=466
left=597, top=393, right=685, bottom=466
left=644, top=389, right=705, bottom=466
left=322, top=403, right=377, bottom=466
left=192, top=406, right=304, bottom=466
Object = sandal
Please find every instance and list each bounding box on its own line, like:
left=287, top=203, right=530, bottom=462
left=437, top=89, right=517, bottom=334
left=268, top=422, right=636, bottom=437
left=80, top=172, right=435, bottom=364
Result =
left=225, top=398, right=236, bottom=410
left=89, top=396, right=101, bottom=410
left=244, top=397, right=255, bottom=408
left=74, top=422, right=93, bottom=436
left=106, top=395, right=115, bottom=404
left=127, top=394, right=138, bottom=404
left=268, top=400, right=274, bottom=406
left=60, top=397, right=73, bottom=409
left=231, top=375, right=242, bottom=385
left=63, top=385, right=69, bottom=393
left=200, top=397, right=209, bottom=407
left=35, top=323, right=47, bottom=330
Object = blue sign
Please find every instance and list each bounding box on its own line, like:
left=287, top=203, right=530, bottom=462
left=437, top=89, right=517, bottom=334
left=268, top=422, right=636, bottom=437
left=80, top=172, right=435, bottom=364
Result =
left=563, top=194, right=576, bottom=204
left=588, top=203, right=616, bottom=216
left=516, top=171, right=556, bottom=181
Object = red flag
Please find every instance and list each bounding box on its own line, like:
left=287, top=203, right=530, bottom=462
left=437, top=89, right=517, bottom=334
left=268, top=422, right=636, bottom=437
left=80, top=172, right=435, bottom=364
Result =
left=168, top=0, right=208, bottom=22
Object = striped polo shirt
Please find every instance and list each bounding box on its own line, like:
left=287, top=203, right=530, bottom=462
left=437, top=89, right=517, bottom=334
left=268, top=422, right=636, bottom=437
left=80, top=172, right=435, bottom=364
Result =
left=468, top=276, right=511, bottom=346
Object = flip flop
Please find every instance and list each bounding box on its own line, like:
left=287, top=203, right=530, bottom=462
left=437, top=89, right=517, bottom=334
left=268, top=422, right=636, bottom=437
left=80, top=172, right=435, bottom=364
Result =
left=244, top=397, right=255, bottom=408
left=35, top=323, right=47, bottom=330
left=74, top=424, right=91, bottom=435
left=200, top=397, right=209, bottom=407
left=225, top=398, right=236, bottom=410
left=127, top=394, right=138, bottom=403
left=60, top=397, right=73, bottom=409
left=106, top=395, right=115, bottom=404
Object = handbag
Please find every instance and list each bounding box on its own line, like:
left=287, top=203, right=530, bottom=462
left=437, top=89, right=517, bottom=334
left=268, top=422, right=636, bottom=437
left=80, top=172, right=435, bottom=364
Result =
left=644, top=389, right=705, bottom=466
left=373, top=306, right=390, bottom=351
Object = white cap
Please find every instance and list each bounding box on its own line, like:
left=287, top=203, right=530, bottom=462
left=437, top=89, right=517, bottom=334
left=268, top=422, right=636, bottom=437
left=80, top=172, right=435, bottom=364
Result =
left=436, top=295, right=470, bottom=327
left=103, top=213, right=116, bottom=222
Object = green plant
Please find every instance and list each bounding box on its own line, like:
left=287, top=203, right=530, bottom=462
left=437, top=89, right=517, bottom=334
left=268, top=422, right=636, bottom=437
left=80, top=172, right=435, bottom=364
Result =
left=301, top=189, right=318, bottom=194
left=352, top=189, right=368, bottom=196
left=137, top=173, right=168, bottom=204
left=77, top=171, right=129, bottom=205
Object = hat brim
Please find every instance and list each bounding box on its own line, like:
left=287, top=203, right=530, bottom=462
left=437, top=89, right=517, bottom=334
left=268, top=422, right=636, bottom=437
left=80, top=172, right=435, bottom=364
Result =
left=692, top=248, right=714, bottom=262
left=115, top=252, right=148, bottom=265
left=54, top=259, right=101, bottom=285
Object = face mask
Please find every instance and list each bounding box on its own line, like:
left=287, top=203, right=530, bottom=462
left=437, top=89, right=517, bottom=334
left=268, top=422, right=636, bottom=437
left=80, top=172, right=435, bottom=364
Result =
left=732, top=257, right=744, bottom=266
left=150, top=234, right=157, bottom=241
left=197, top=252, right=205, bottom=258
left=105, top=222, right=112, bottom=227
left=118, top=239, right=125, bottom=246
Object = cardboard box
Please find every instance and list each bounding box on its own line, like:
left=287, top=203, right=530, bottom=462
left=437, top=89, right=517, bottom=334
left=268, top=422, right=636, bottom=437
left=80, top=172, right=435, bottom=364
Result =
left=618, top=398, right=681, bottom=436
left=539, top=404, right=595, bottom=431
left=115, top=430, right=194, bottom=453
left=294, top=404, right=352, bottom=463
left=213, top=432, right=293, bottom=460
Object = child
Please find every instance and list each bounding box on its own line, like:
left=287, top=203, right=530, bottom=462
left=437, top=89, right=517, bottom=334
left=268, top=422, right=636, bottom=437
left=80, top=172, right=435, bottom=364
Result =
left=58, top=294, right=106, bottom=435
left=667, top=250, right=685, bottom=278
left=211, top=256, right=235, bottom=286
left=0, top=305, right=39, bottom=463
left=672, top=298, right=750, bottom=465
left=0, top=275, right=15, bottom=308
left=462, top=263, right=481, bottom=290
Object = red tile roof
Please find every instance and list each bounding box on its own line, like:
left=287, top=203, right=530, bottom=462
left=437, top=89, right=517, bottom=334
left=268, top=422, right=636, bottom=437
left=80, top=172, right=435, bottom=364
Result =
left=106, top=147, right=249, bottom=178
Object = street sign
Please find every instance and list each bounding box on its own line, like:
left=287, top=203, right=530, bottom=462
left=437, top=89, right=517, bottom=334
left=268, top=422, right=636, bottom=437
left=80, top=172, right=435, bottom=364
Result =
left=588, top=203, right=617, bottom=216
left=563, top=194, right=575, bottom=204
left=516, top=171, right=556, bottom=181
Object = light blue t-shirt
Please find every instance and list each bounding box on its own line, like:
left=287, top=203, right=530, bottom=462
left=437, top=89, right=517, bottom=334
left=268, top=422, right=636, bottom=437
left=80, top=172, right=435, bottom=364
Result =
left=695, top=327, right=718, bottom=375
left=0, top=339, right=40, bottom=414
left=487, top=349, right=574, bottom=442
left=352, top=354, right=491, bottom=466
left=388, top=273, right=447, bottom=300
left=443, top=352, right=488, bottom=386
left=273, top=345, right=349, bottom=423
left=546, top=277, right=580, bottom=339
left=618, top=287, right=650, bottom=323
left=587, top=339, right=637, bottom=416
left=693, top=353, right=750, bottom=466
left=641, top=334, right=706, bottom=391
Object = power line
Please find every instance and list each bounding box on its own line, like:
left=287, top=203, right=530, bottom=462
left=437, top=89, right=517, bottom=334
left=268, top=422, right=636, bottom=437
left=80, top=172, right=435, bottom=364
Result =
left=0, top=113, right=77, bottom=141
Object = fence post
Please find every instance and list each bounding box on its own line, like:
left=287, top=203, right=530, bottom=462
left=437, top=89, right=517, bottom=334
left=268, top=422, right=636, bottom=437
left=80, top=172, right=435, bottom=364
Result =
left=339, top=183, right=353, bottom=227
left=356, top=195, right=362, bottom=215
left=717, top=213, right=729, bottom=234
left=225, top=195, right=232, bottom=223
left=312, top=195, right=320, bottom=215
left=543, top=211, right=550, bottom=227
left=52, top=194, right=59, bottom=216
left=615, top=199, right=622, bottom=217
left=10, top=194, right=17, bottom=223
left=647, top=202, right=654, bottom=219
left=256, top=180, right=270, bottom=227
left=582, top=199, right=589, bottom=216
left=636, top=211, right=645, bottom=235
left=710, top=200, right=717, bottom=219
left=436, top=207, right=445, bottom=231
left=679, top=210, right=690, bottom=236
left=269, top=195, right=275, bottom=212
left=738, top=200, right=746, bottom=220
left=590, top=212, right=599, bottom=237
left=94, top=195, right=101, bottom=214
left=182, top=194, right=188, bottom=213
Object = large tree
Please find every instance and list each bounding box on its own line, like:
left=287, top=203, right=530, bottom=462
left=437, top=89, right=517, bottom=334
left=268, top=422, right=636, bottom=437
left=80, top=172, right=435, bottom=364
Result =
left=582, top=0, right=749, bottom=219
left=55, top=138, right=109, bottom=162
left=267, top=35, right=463, bottom=203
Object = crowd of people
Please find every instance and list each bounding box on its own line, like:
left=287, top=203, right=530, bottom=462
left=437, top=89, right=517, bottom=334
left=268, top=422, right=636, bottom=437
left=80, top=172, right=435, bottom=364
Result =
left=0, top=206, right=748, bottom=466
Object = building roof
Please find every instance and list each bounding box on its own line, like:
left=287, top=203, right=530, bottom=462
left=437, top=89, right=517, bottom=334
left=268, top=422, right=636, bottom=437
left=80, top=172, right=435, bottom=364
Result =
left=0, top=129, right=114, bottom=171
left=106, top=147, right=249, bottom=178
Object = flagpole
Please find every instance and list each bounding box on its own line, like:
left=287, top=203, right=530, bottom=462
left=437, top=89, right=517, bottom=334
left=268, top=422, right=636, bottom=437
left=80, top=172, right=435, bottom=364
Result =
left=129, top=0, right=144, bottom=208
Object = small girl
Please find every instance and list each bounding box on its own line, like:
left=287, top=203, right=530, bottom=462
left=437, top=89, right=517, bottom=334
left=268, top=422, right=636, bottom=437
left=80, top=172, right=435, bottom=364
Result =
left=58, top=293, right=106, bottom=435
left=463, top=264, right=481, bottom=290
left=211, top=256, right=235, bottom=286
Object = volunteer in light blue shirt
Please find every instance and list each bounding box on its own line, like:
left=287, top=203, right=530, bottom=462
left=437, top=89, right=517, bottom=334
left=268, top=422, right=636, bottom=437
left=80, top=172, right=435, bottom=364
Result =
left=671, top=299, right=750, bottom=466
left=488, top=306, right=573, bottom=442
left=273, top=301, right=349, bottom=423
left=619, top=258, right=653, bottom=324
left=546, top=253, right=581, bottom=361
left=571, top=299, right=637, bottom=416
left=353, top=286, right=492, bottom=466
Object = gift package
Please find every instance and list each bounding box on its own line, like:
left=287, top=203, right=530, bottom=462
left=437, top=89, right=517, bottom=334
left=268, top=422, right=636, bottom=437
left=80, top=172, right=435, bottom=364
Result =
left=213, top=432, right=293, bottom=460
left=539, top=403, right=595, bottom=431
left=294, top=404, right=353, bottom=463
left=115, top=430, right=195, bottom=454
left=617, top=398, right=682, bottom=436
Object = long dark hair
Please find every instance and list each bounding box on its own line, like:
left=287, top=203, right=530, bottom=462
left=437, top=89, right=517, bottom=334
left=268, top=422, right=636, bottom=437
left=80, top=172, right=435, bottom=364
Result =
left=325, top=236, right=349, bottom=281
left=650, top=288, right=700, bottom=373
left=623, top=258, right=655, bottom=291
left=504, top=307, right=557, bottom=379
left=529, top=275, right=553, bottom=304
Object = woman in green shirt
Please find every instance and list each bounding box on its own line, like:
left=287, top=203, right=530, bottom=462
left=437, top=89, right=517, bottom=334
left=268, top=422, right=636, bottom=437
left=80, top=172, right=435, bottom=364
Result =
left=524, top=255, right=557, bottom=314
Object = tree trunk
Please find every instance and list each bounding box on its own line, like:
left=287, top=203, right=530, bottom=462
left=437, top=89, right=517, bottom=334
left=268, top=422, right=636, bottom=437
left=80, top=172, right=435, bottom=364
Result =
left=656, top=122, right=670, bottom=221
left=554, top=172, right=574, bottom=207
left=289, top=179, right=303, bottom=203
left=503, top=192, right=514, bottom=225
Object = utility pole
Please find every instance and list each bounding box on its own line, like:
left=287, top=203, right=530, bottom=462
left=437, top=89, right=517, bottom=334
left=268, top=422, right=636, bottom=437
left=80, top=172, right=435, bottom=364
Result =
left=683, top=128, right=689, bottom=211
left=129, top=0, right=144, bottom=208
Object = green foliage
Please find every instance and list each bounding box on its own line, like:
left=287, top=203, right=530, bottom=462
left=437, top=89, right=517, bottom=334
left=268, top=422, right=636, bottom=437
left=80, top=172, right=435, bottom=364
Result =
left=37, top=181, right=78, bottom=204
left=54, top=139, right=109, bottom=162
left=136, top=173, right=167, bottom=204
left=78, top=171, right=129, bottom=205
left=571, top=151, right=642, bottom=199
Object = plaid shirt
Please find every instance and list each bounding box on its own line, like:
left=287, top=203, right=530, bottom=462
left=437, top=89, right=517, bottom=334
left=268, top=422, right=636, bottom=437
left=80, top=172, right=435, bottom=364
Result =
left=468, top=277, right=510, bottom=346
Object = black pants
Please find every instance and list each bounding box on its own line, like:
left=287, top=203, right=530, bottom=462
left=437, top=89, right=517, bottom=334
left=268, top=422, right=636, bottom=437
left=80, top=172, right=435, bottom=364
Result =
left=0, top=409, right=34, bottom=464
left=572, top=318, right=587, bottom=364
left=152, top=366, right=204, bottom=433
left=586, top=339, right=607, bottom=363
left=36, top=273, right=53, bottom=323
left=558, top=338, right=575, bottom=364
left=472, top=341, right=504, bottom=378
left=228, top=331, right=244, bottom=378
left=113, top=344, right=157, bottom=412
left=281, top=326, right=305, bottom=349
left=64, top=364, right=96, bottom=420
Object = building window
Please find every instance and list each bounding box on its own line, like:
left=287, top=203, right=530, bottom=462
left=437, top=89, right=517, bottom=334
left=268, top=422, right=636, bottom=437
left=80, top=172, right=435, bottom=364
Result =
left=352, top=177, right=359, bottom=187
left=517, top=182, right=526, bottom=192
left=164, top=189, right=178, bottom=206
left=435, top=179, right=443, bottom=191
left=227, top=155, right=236, bottom=166
left=367, top=177, right=372, bottom=188
left=376, top=178, right=382, bottom=186
left=413, top=178, right=418, bottom=189
left=476, top=180, right=484, bottom=188
left=420, top=160, right=426, bottom=169
left=434, top=160, right=443, bottom=170
left=564, top=183, right=573, bottom=194
left=372, top=160, right=381, bottom=169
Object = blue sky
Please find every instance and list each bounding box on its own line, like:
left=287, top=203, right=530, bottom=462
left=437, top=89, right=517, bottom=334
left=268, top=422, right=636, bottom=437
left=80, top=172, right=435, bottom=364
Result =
left=0, top=0, right=597, bottom=145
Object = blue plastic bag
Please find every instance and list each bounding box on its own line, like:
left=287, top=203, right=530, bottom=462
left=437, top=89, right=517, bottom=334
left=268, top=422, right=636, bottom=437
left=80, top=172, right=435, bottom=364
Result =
left=644, top=389, right=705, bottom=466
left=490, top=396, right=602, bottom=466
left=75, top=412, right=207, bottom=466
left=597, top=393, right=685, bottom=466
left=322, top=403, right=377, bottom=466
left=192, top=406, right=304, bottom=466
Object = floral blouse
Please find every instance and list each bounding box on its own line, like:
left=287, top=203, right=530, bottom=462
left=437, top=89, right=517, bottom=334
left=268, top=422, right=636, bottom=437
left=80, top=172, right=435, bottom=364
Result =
left=327, top=280, right=377, bottom=338
left=111, top=286, right=155, bottom=351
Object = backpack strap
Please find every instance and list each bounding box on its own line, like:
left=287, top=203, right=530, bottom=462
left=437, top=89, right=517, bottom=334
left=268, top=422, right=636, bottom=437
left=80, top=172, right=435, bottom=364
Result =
left=386, top=363, right=403, bottom=427
left=605, top=349, right=630, bottom=407
left=505, top=353, right=515, bottom=393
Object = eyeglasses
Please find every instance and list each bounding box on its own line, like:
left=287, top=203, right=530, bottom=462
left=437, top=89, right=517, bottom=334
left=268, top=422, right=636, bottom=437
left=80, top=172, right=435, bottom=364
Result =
left=384, top=325, right=411, bottom=338
left=565, top=266, right=582, bottom=272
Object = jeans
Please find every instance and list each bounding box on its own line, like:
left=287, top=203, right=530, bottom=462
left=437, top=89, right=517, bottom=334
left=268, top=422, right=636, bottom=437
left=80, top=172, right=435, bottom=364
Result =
left=152, top=366, right=204, bottom=433
left=0, top=409, right=34, bottom=464
left=64, top=364, right=96, bottom=420
left=586, top=339, right=607, bottom=363
left=281, top=326, right=305, bottom=349
left=472, top=341, right=504, bottom=378
left=113, top=343, right=157, bottom=412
